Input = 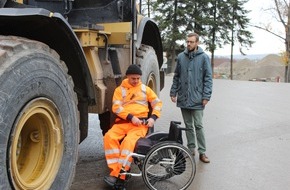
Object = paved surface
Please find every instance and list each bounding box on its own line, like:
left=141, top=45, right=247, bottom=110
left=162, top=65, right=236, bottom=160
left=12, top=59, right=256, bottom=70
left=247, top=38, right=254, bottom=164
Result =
left=71, top=76, right=290, bottom=190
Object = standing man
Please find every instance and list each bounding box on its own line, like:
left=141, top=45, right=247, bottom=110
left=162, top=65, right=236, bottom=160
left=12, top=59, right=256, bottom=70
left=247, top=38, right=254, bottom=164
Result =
left=170, top=33, right=212, bottom=163
left=103, top=64, right=162, bottom=187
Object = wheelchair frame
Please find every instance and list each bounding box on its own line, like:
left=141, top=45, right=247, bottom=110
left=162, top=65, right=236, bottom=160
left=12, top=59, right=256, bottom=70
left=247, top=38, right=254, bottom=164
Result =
left=116, top=121, right=196, bottom=190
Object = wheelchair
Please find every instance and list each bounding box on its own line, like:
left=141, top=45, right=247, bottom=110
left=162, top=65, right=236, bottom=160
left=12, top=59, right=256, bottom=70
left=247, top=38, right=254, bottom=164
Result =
left=113, top=121, right=196, bottom=190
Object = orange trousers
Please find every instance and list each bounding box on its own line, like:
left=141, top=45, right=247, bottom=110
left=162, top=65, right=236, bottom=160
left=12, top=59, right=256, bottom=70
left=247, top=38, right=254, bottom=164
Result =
left=103, top=122, right=148, bottom=179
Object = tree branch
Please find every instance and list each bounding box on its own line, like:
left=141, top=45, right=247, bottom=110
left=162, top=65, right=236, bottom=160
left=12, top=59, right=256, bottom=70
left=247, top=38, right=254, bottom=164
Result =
left=248, top=24, right=285, bottom=41
left=274, top=0, right=287, bottom=27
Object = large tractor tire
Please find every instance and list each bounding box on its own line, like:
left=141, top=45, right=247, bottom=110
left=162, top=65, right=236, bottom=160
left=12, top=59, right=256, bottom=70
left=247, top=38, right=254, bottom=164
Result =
left=0, top=36, right=79, bottom=190
left=137, top=44, right=160, bottom=96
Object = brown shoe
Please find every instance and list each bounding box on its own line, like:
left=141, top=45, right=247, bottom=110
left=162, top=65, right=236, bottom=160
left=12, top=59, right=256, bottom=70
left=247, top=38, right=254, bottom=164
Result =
left=199, top=154, right=210, bottom=163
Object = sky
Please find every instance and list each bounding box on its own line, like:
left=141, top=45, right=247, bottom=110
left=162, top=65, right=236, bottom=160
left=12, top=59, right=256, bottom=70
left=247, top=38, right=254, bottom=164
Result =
left=205, top=0, right=286, bottom=56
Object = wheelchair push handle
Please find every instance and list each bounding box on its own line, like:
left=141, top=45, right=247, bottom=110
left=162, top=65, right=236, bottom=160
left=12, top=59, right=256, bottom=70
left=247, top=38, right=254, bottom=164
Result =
left=171, top=121, right=182, bottom=125
left=170, top=121, right=192, bottom=131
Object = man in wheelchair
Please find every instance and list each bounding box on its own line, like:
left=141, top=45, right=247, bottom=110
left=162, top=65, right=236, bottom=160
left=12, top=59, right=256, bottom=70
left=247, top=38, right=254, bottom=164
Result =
left=103, top=64, right=162, bottom=188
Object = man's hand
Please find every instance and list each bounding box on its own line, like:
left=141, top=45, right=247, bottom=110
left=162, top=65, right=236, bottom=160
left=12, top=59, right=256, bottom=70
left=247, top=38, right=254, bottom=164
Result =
left=132, top=116, right=155, bottom=127
left=131, top=116, right=142, bottom=126
left=171, top=96, right=177, bottom=103
left=202, top=99, right=209, bottom=107
left=145, top=118, right=155, bottom=128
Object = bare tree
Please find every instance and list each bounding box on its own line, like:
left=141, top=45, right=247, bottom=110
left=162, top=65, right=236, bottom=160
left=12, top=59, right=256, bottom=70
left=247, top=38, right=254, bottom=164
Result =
left=250, top=0, right=289, bottom=82
left=287, top=0, right=290, bottom=82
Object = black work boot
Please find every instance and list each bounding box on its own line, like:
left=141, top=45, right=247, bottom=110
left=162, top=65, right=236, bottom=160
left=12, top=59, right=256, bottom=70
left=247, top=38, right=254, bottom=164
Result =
left=113, top=179, right=126, bottom=190
left=104, top=175, right=117, bottom=187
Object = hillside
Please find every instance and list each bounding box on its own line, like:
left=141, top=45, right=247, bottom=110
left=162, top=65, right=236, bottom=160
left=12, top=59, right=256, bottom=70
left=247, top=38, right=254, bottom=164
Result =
left=214, top=54, right=285, bottom=82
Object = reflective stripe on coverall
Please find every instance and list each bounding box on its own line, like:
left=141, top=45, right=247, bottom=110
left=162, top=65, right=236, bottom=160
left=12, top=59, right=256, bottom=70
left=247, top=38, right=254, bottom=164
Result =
left=104, top=79, right=162, bottom=179
left=104, top=123, right=148, bottom=179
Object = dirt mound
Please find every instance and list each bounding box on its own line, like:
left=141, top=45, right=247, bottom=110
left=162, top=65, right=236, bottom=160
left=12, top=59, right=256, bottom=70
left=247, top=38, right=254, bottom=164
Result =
left=214, top=54, right=285, bottom=82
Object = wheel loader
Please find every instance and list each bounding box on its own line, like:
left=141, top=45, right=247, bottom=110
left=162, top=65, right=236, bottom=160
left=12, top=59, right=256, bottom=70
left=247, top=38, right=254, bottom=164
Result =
left=0, top=0, right=164, bottom=189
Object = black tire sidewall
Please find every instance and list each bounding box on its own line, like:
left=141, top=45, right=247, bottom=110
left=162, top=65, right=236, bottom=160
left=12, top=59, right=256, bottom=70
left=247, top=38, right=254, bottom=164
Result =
left=0, top=50, right=78, bottom=190
left=141, top=142, right=195, bottom=190
left=138, top=46, right=160, bottom=95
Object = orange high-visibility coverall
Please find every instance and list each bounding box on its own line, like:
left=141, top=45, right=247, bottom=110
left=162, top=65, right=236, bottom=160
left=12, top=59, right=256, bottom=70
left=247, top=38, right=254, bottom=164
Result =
left=104, top=78, right=162, bottom=179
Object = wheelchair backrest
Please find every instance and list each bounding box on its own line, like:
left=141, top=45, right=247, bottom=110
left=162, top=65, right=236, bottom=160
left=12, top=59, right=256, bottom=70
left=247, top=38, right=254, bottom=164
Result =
left=168, top=121, right=183, bottom=144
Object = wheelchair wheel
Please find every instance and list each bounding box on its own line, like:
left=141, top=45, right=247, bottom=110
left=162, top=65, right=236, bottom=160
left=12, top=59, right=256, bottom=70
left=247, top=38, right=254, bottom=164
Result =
left=142, top=142, right=196, bottom=190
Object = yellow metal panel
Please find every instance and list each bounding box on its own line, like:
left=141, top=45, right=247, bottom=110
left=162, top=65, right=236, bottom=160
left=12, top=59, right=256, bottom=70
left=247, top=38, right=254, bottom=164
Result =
left=100, top=22, right=131, bottom=45
left=107, top=32, right=130, bottom=45
left=83, top=47, right=107, bottom=113
left=74, top=29, right=107, bottom=47
left=101, top=22, right=131, bottom=32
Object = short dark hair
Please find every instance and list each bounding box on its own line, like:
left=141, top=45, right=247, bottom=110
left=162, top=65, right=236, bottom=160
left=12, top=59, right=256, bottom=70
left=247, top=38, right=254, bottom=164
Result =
left=187, top=33, right=199, bottom=42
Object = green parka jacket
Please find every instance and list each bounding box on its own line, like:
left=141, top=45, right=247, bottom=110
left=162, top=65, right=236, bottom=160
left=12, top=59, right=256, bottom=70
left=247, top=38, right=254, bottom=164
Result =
left=170, top=47, right=213, bottom=109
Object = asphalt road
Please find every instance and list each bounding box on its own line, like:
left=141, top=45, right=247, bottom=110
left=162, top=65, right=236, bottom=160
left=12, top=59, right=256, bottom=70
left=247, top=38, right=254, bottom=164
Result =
left=71, top=76, right=290, bottom=190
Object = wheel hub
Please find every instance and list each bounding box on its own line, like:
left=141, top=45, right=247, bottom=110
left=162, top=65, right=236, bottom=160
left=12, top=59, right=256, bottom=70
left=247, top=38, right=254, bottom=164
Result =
left=9, top=98, right=63, bottom=190
left=166, top=166, right=174, bottom=174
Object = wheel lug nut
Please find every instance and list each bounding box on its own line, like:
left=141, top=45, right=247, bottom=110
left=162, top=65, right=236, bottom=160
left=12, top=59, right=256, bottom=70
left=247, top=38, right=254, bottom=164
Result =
left=30, top=130, right=40, bottom=142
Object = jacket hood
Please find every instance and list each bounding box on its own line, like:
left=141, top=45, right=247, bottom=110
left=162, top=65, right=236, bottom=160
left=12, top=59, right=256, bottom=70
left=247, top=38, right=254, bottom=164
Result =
left=121, top=78, right=142, bottom=88
left=184, top=46, right=204, bottom=59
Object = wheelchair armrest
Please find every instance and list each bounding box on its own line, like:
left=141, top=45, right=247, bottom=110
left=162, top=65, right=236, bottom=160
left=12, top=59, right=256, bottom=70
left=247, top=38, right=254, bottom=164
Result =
left=145, top=131, right=168, bottom=142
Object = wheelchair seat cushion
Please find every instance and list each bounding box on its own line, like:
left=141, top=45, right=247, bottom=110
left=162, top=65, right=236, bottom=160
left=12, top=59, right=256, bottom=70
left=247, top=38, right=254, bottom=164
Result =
left=134, top=131, right=169, bottom=155
left=134, top=138, right=155, bottom=155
